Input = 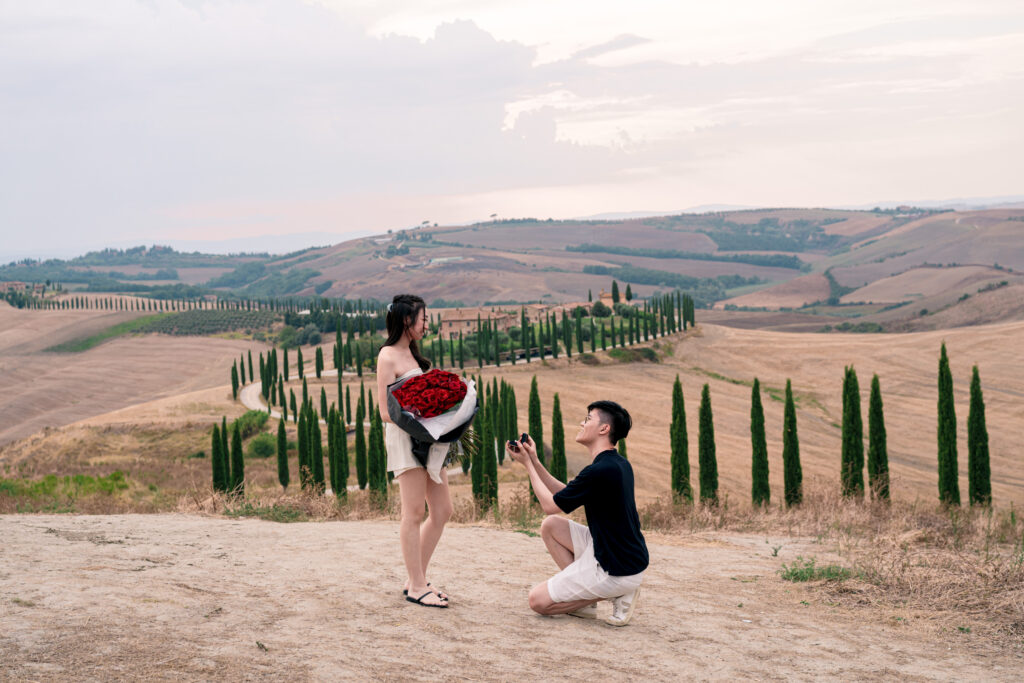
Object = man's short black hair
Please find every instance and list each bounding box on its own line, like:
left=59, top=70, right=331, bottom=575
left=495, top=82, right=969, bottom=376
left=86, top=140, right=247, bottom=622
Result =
left=587, top=400, right=631, bottom=445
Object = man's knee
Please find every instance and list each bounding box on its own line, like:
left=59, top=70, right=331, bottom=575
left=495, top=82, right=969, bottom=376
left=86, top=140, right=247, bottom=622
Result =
left=528, top=583, right=554, bottom=615
left=540, top=514, right=563, bottom=539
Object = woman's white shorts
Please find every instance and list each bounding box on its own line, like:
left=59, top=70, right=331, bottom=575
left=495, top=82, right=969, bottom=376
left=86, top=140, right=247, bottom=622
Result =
left=546, top=520, right=644, bottom=604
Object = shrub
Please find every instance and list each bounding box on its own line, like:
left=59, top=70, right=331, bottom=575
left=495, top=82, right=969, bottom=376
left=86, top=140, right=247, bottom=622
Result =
left=590, top=301, right=612, bottom=317
left=231, top=410, right=269, bottom=438
left=577, top=353, right=600, bottom=366
left=247, top=432, right=277, bottom=458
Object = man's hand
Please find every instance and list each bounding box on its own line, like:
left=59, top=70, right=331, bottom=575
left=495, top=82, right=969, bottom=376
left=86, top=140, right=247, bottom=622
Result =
left=505, top=440, right=529, bottom=465
left=519, top=434, right=538, bottom=461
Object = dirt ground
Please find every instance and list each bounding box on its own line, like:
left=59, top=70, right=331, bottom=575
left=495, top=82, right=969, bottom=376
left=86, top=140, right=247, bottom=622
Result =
left=2, top=514, right=1019, bottom=681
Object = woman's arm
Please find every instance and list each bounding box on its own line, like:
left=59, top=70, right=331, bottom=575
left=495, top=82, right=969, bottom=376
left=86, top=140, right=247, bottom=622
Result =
left=376, top=349, right=394, bottom=423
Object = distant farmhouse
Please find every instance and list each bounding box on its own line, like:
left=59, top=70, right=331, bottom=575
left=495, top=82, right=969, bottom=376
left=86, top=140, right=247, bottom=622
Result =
left=437, top=290, right=625, bottom=340
left=1, top=281, right=44, bottom=294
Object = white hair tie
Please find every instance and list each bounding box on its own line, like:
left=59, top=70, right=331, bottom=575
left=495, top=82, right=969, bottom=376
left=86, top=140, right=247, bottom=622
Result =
left=387, top=303, right=393, bottom=313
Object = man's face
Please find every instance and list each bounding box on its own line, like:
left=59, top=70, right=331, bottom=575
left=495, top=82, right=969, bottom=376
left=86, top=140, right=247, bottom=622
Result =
left=406, top=308, right=428, bottom=340
left=575, top=409, right=605, bottom=445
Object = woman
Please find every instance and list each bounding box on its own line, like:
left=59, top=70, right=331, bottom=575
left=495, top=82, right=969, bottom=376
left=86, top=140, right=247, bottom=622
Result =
left=376, top=294, right=453, bottom=608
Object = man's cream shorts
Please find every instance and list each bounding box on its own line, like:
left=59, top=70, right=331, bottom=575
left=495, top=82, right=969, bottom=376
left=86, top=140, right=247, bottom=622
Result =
left=546, top=520, right=643, bottom=603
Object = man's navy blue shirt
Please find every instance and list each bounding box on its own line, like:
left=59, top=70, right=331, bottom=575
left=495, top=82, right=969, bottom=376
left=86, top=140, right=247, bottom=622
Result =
left=553, top=449, right=649, bottom=576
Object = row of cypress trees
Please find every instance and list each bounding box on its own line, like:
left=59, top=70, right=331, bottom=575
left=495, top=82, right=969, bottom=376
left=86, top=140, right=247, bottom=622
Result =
left=210, top=417, right=244, bottom=496
left=938, top=343, right=991, bottom=506
left=668, top=343, right=991, bottom=509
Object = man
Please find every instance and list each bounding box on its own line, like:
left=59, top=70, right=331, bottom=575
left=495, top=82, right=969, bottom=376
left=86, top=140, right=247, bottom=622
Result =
left=506, top=400, right=648, bottom=626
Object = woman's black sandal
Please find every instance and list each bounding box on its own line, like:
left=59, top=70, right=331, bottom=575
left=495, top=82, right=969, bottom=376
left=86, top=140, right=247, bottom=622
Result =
left=406, top=591, right=449, bottom=608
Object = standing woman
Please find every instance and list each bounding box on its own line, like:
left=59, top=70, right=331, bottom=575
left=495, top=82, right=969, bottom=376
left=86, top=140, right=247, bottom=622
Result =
left=377, top=294, right=453, bottom=608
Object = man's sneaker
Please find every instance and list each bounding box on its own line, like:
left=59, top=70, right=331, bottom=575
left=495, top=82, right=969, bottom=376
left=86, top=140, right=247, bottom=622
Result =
left=604, top=587, right=640, bottom=627
left=568, top=603, right=598, bottom=619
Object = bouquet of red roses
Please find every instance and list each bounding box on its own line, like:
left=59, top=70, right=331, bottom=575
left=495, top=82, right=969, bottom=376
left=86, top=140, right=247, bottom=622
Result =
left=387, top=369, right=478, bottom=467
left=392, top=369, right=468, bottom=418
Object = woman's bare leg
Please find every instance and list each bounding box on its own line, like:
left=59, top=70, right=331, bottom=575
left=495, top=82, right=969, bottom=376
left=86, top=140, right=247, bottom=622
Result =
left=397, top=469, right=444, bottom=606
left=420, top=469, right=453, bottom=588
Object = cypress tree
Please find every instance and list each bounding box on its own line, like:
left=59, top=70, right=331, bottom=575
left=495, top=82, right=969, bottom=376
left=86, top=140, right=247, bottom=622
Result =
left=575, top=312, right=583, bottom=353
left=315, top=346, right=323, bottom=379
left=782, top=379, right=802, bottom=507
left=611, top=280, right=620, bottom=304
left=841, top=366, right=865, bottom=499
left=625, top=283, right=633, bottom=301
left=698, top=384, right=718, bottom=505
left=486, top=410, right=498, bottom=508
left=283, top=347, right=289, bottom=382
left=297, top=347, right=304, bottom=379
left=490, top=377, right=500, bottom=449
left=750, top=378, right=769, bottom=507
left=320, top=387, right=328, bottom=420
left=220, top=416, right=229, bottom=484
left=471, top=407, right=484, bottom=500
left=259, top=353, right=267, bottom=398
left=277, top=419, right=289, bottom=490
left=480, top=409, right=496, bottom=510
left=355, top=393, right=368, bottom=489
left=508, top=384, right=519, bottom=448
left=311, top=410, right=325, bottom=493
left=345, top=385, right=352, bottom=424
left=297, top=408, right=309, bottom=488
left=967, top=365, right=991, bottom=506
left=247, top=350, right=254, bottom=383
left=231, top=363, right=239, bottom=400
left=867, top=374, right=890, bottom=501
left=670, top=375, right=691, bottom=502
left=618, top=438, right=627, bottom=459
left=551, top=393, right=567, bottom=483
left=368, top=398, right=388, bottom=502
left=279, top=380, right=287, bottom=422
left=335, top=410, right=349, bottom=500
left=211, top=424, right=226, bottom=492
left=302, top=377, right=309, bottom=408
left=528, top=376, right=544, bottom=465
left=937, top=343, right=960, bottom=506
left=230, top=422, right=244, bottom=496
left=563, top=311, right=572, bottom=358
left=290, top=389, right=297, bottom=423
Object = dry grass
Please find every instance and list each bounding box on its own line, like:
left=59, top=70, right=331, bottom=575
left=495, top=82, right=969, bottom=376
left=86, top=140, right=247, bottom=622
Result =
left=638, top=488, right=1024, bottom=644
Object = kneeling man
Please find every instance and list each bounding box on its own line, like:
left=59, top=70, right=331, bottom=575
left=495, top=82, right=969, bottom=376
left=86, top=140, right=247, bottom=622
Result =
left=506, top=400, right=648, bottom=626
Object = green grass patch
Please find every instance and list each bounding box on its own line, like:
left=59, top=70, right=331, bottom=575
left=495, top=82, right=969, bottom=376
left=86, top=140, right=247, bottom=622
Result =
left=224, top=501, right=308, bottom=523
left=0, top=471, right=131, bottom=512
left=691, top=367, right=751, bottom=387
left=0, top=471, right=129, bottom=498
left=44, top=314, right=170, bottom=352
left=607, top=347, right=658, bottom=363
left=779, top=556, right=856, bottom=582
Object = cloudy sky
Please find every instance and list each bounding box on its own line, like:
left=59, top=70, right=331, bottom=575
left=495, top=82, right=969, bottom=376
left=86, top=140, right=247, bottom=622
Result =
left=2, top=0, right=1023, bottom=259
